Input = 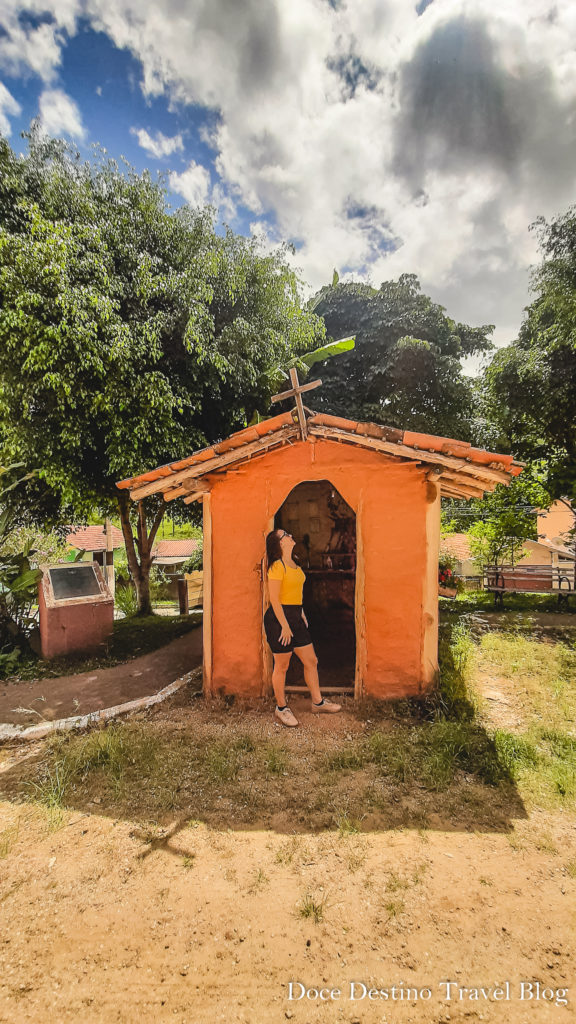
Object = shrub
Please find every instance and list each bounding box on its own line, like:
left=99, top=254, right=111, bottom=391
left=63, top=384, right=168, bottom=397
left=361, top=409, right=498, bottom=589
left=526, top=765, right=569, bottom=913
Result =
left=115, top=583, right=138, bottom=617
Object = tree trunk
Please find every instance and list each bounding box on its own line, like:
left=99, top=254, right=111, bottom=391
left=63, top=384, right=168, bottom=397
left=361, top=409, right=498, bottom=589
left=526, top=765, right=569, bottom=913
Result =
left=117, top=491, right=165, bottom=616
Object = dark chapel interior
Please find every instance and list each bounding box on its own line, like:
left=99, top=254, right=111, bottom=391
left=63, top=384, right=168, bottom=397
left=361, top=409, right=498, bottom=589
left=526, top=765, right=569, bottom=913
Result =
left=273, top=480, right=356, bottom=691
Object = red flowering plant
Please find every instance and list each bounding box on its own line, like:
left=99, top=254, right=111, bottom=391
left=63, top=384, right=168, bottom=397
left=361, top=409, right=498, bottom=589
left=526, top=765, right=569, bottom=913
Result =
left=438, top=554, right=463, bottom=595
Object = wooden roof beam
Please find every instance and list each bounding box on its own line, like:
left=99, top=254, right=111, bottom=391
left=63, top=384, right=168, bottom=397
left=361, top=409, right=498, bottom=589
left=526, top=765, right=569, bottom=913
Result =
left=182, top=491, right=207, bottom=505
left=163, top=479, right=211, bottom=502
left=439, top=470, right=497, bottom=493
left=441, top=482, right=487, bottom=499
left=308, top=425, right=513, bottom=485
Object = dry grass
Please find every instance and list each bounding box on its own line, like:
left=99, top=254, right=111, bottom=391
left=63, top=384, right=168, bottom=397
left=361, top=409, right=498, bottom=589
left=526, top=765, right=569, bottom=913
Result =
left=1, top=627, right=574, bottom=838
left=473, top=632, right=576, bottom=808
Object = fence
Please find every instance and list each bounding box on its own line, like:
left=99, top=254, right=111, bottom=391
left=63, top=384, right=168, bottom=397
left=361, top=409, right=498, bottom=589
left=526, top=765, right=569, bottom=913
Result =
left=178, top=571, right=204, bottom=614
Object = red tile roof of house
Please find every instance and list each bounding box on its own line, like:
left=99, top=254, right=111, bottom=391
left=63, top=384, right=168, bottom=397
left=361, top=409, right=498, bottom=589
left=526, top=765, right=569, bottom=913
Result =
left=441, top=533, right=575, bottom=562
left=116, top=408, right=524, bottom=504
left=441, top=534, right=472, bottom=561
left=66, top=525, right=125, bottom=551
left=151, top=539, right=199, bottom=558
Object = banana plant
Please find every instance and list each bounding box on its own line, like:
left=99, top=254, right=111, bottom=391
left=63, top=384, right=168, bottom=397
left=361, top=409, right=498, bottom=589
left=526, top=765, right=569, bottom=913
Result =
left=249, top=335, right=355, bottom=424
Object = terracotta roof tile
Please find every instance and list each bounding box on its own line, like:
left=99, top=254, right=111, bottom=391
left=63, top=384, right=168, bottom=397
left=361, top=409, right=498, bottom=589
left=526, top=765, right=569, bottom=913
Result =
left=151, top=539, right=199, bottom=558
left=441, top=534, right=472, bottom=561
left=66, top=525, right=124, bottom=550
left=116, top=408, right=523, bottom=497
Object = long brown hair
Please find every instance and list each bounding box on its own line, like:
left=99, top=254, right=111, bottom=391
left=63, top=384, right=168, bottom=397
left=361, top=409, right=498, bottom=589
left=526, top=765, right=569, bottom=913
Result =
left=265, top=529, right=283, bottom=569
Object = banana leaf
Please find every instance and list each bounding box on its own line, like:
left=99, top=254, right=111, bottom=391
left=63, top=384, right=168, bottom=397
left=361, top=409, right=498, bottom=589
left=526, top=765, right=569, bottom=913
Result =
left=10, top=568, right=43, bottom=592
left=300, top=335, right=355, bottom=369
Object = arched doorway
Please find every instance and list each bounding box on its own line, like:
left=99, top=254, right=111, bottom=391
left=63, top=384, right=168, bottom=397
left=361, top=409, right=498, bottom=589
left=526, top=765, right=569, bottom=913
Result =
left=274, top=480, right=356, bottom=694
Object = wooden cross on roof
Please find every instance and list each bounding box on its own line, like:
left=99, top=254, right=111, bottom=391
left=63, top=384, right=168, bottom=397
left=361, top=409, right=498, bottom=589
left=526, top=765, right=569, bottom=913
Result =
left=271, top=367, right=322, bottom=440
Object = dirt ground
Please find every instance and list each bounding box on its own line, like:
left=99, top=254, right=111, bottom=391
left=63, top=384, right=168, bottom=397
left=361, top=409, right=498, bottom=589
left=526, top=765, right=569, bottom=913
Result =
left=1, top=674, right=575, bottom=1024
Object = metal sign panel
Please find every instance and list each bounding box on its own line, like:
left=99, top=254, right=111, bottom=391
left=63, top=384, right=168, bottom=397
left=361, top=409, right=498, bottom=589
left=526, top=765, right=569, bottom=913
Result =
left=48, top=564, right=101, bottom=601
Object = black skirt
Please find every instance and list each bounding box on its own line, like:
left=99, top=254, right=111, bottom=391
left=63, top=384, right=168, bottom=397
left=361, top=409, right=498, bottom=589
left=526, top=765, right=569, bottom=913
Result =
left=264, top=604, right=312, bottom=654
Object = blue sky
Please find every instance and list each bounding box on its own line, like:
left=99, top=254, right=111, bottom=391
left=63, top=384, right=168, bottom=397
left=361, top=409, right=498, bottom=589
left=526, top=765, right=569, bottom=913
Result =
left=3, top=21, right=250, bottom=223
left=1, top=1, right=576, bottom=353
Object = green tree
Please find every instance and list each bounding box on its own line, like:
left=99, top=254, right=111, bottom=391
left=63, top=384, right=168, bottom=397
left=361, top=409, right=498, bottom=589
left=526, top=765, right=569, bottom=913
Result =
left=0, top=130, right=324, bottom=614
left=0, top=464, right=44, bottom=669
left=441, top=471, right=550, bottom=535
left=467, top=519, right=527, bottom=572
left=442, top=471, right=550, bottom=572
left=482, top=206, right=576, bottom=501
left=307, top=275, right=493, bottom=437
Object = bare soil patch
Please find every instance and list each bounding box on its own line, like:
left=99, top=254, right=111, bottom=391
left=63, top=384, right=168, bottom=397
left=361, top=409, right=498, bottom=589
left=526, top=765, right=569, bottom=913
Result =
left=0, top=633, right=575, bottom=1024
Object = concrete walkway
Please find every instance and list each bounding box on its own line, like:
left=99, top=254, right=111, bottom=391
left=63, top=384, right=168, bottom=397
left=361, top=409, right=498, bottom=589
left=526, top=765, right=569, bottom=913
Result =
left=0, top=627, right=203, bottom=728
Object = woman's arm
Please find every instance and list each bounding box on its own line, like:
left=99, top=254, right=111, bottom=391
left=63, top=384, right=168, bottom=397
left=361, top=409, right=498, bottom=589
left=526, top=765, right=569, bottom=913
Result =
left=268, top=579, right=293, bottom=646
left=301, top=609, right=308, bottom=628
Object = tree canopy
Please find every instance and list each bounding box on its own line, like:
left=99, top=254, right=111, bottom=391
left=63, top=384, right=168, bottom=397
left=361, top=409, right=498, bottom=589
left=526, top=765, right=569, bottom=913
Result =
left=307, top=274, right=494, bottom=438
left=482, top=207, right=576, bottom=502
left=0, top=128, right=325, bottom=611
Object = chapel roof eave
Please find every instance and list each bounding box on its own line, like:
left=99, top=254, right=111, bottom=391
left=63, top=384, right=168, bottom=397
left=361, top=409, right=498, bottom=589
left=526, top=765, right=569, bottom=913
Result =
left=115, top=407, right=524, bottom=504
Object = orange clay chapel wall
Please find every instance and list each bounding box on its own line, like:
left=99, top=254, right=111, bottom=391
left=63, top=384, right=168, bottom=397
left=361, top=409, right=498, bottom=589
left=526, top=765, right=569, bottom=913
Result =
left=206, top=438, right=439, bottom=700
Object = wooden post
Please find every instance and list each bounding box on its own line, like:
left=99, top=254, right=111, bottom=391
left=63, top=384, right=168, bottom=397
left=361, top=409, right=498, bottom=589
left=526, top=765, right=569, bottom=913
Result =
left=105, top=518, right=115, bottom=599
left=422, top=477, right=441, bottom=691
left=202, top=494, right=213, bottom=697
left=354, top=495, right=366, bottom=700
left=178, top=577, right=189, bottom=616
left=261, top=515, right=275, bottom=698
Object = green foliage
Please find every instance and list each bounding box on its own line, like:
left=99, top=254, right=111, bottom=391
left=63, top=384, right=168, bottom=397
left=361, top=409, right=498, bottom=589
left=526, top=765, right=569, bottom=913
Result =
left=468, top=520, right=527, bottom=570
left=481, top=206, right=576, bottom=501
left=442, top=470, right=551, bottom=566
left=438, top=552, right=464, bottom=594
left=0, top=129, right=324, bottom=612
left=149, top=564, right=172, bottom=601
left=436, top=621, right=476, bottom=720
left=114, top=583, right=138, bottom=618
left=307, top=274, right=493, bottom=436
left=113, top=550, right=130, bottom=584
left=299, top=334, right=355, bottom=368
left=180, top=544, right=203, bottom=573
left=0, top=463, right=44, bottom=669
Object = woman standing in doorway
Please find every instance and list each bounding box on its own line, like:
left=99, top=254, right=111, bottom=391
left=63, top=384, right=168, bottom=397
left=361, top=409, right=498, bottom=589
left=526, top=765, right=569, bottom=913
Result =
left=264, top=528, right=342, bottom=727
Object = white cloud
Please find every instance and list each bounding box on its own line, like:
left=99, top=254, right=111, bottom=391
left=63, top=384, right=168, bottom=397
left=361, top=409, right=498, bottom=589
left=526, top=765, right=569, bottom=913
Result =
left=0, top=1, right=77, bottom=82
left=7, top=1, right=576, bottom=343
left=0, top=82, right=22, bottom=136
left=169, top=159, right=210, bottom=206
left=38, top=88, right=85, bottom=140
left=130, top=126, right=184, bottom=158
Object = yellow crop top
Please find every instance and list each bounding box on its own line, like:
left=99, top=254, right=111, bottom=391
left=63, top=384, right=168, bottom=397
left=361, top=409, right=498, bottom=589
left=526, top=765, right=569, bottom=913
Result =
left=267, top=560, right=306, bottom=604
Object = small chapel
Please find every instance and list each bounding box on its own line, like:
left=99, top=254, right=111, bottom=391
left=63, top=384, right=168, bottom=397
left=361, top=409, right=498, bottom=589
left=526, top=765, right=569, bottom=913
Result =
left=116, top=370, right=522, bottom=701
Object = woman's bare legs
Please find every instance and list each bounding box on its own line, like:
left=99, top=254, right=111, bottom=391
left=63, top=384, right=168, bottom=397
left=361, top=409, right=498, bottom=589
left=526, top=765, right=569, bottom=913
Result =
left=293, top=644, right=322, bottom=704
left=272, top=651, right=292, bottom=706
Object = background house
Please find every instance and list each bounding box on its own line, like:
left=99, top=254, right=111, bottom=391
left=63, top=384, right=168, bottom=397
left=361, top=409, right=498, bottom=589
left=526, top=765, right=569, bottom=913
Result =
left=66, top=525, right=125, bottom=566
left=442, top=532, right=575, bottom=583
left=537, top=500, right=575, bottom=547
left=150, top=539, right=201, bottom=599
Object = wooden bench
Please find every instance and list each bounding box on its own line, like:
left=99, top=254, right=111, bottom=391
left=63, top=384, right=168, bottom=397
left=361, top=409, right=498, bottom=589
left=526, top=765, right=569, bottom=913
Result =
left=483, top=564, right=575, bottom=607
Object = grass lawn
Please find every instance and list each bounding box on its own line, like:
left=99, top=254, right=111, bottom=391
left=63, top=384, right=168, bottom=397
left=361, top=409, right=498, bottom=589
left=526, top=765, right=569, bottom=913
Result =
left=443, top=589, right=576, bottom=613
left=0, top=615, right=574, bottom=1023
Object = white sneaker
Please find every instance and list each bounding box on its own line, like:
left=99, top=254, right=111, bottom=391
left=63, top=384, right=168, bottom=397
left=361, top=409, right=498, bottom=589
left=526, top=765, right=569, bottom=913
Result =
left=275, top=707, right=299, bottom=727
left=311, top=699, right=342, bottom=714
